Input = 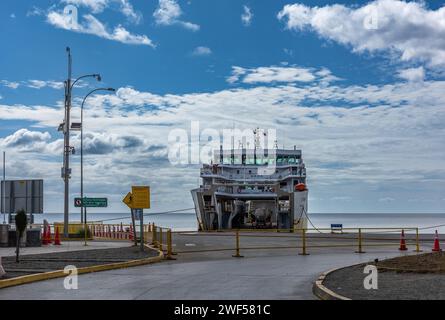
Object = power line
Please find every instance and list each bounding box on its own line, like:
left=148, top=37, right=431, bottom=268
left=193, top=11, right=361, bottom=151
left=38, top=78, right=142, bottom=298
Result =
left=90, top=207, right=195, bottom=223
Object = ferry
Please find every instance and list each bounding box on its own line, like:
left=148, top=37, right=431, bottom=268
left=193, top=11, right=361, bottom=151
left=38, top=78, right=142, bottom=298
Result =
left=191, top=143, right=308, bottom=231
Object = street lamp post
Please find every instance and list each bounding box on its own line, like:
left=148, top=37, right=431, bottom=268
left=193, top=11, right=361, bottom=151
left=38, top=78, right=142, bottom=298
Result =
left=61, top=47, right=102, bottom=237
left=80, top=88, right=115, bottom=244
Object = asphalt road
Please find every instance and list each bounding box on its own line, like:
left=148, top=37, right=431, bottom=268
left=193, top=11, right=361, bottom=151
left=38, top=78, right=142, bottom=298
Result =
left=0, top=231, right=421, bottom=300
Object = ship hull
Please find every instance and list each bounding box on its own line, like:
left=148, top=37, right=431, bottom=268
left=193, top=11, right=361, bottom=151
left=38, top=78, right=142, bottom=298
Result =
left=191, top=188, right=308, bottom=231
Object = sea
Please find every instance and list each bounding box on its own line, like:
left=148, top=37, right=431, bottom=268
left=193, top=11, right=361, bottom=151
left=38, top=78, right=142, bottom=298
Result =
left=22, top=212, right=445, bottom=234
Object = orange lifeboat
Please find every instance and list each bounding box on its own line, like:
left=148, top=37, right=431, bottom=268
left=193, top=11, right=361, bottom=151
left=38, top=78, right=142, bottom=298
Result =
left=295, top=183, right=306, bottom=192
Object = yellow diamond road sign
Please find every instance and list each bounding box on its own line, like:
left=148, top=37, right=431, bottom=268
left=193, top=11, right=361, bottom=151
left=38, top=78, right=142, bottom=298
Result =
left=123, top=192, right=133, bottom=208
left=122, top=187, right=150, bottom=209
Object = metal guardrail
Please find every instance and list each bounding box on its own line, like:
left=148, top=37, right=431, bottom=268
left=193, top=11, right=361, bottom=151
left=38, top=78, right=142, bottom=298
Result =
left=149, top=224, right=175, bottom=260
left=27, top=224, right=425, bottom=259
left=171, top=227, right=424, bottom=257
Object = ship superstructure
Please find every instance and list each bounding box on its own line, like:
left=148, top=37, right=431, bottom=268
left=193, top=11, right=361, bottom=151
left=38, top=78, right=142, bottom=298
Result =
left=191, top=146, right=308, bottom=231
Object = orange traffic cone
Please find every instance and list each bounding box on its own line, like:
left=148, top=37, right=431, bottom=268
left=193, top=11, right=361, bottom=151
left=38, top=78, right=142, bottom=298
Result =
left=399, top=229, right=407, bottom=251
left=47, top=225, right=53, bottom=244
left=54, top=226, right=61, bottom=245
left=432, top=230, right=441, bottom=252
left=42, top=226, right=48, bottom=245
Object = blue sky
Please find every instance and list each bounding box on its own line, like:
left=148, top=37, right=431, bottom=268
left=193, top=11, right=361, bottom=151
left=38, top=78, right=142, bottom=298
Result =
left=1, top=0, right=445, bottom=214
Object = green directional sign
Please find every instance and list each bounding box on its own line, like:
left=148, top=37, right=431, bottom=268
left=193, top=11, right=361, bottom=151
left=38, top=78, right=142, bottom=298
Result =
left=74, top=197, right=108, bottom=208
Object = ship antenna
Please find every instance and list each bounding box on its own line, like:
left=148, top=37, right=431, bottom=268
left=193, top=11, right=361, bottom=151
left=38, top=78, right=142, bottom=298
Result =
left=231, top=121, right=235, bottom=151
left=254, top=127, right=261, bottom=150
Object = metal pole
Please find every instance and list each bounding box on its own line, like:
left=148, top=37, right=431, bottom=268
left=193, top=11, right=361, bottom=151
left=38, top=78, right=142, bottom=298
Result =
left=299, top=228, right=309, bottom=255
left=2, top=151, right=5, bottom=224
left=131, top=209, right=137, bottom=246
left=166, top=229, right=175, bottom=260
left=415, top=227, right=422, bottom=252
left=79, top=87, right=114, bottom=227
left=159, top=227, right=163, bottom=252
left=356, top=228, right=365, bottom=253
left=84, top=208, right=88, bottom=246
left=81, top=88, right=84, bottom=225
left=140, top=210, right=144, bottom=252
left=63, top=47, right=72, bottom=238
left=152, top=223, right=157, bottom=246
left=232, top=230, right=243, bottom=258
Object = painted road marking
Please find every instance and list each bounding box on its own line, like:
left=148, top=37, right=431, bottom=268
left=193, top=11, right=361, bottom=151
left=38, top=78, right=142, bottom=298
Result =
left=185, top=243, right=196, bottom=247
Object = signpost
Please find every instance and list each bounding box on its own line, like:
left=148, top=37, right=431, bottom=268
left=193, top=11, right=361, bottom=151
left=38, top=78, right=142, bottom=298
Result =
left=1, top=179, right=44, bottom=226
left=74, top=197, right=107, bottom=208
left=134, top=209, right=143, bottom=221
left=74, top=197, right=108, bottom=246
left=122, top=186, right=150, bottom=251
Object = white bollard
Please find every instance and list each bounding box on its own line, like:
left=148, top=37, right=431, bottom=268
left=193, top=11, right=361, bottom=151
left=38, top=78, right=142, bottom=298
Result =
left=0, top=256, right=5, bottom=278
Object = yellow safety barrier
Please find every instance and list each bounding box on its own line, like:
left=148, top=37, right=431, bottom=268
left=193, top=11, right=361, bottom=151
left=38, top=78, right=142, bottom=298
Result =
left=299, top=228, right=309, bottom=256
left=170, top=226, right=424, bottom=258
left=159, top=227, right=163, bottom=252
left=415, top=227, right=422, bottom=253
left=232, top=230, right=243, bottom=258
left=355, top=228, right=365, bottom=253
left=166, top=229, right=175, bottom=260
left=32, top=223, right=425, bottom=259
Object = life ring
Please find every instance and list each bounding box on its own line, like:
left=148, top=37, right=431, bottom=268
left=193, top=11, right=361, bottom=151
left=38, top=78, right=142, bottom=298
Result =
left=295, top=183, right=306, bottom=191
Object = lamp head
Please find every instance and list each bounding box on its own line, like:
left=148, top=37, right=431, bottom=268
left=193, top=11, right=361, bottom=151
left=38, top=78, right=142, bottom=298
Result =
left=95, top=74, right=102, bottom=82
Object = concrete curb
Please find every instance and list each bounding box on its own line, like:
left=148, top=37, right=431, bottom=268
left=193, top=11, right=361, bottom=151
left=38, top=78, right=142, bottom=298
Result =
left=0, top=245, right=164, bottom=290
left=312, top=266, right=352, bottom=300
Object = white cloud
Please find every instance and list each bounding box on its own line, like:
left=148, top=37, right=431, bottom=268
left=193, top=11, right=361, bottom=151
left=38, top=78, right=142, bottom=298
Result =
left=397, top=66, right=425, bottom=82
left=0, top=80, right=20, bottom=89
left=62, top=0, right=142, bottom=23
left=26, top=6, right=46, bottom=17
left=241, top=5, right=253, bottom=26
left=1, top=79, right=66, bottom=90
left=278, top=0, right=445, bottom=67
left=47, top=11, right=154, bottom=46
left=62, top=0, right=109, bottom=13
left=191, top=46, right=212, bottom=56
left=2, top=70, right=445, bottom=212
left=283, top=48, right=293, bottom=56
left=10, top=13, right=16, bottom=19
left=0, top=129, right=53, bottom=152
left=227, top=65, right=340, bottom=84
left=118, top=0, right=142, bottom=24
left=27, top=80, right=65, bottom=90
left=153, top=0, right=200, bottom=31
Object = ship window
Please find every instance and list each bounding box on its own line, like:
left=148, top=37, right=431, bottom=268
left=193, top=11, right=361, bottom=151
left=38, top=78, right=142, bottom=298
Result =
left=288, top=156, right=296, bottom=164
left=246, top=154, right=255, bottom=165
left=276, top=156, right=283, bottom=165
left=223, top=156, right=231, bottom=164
left=234, top=155, right=242, bottom=164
